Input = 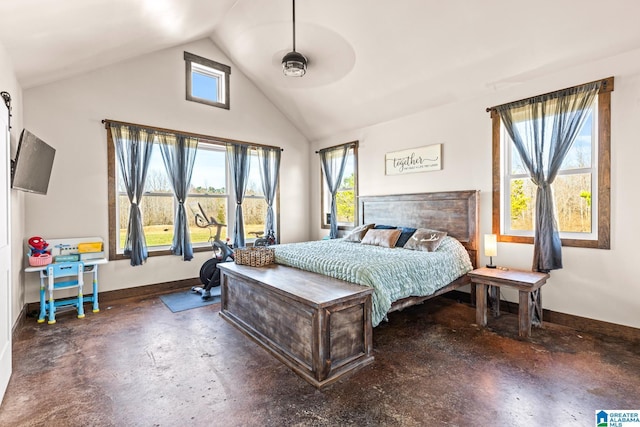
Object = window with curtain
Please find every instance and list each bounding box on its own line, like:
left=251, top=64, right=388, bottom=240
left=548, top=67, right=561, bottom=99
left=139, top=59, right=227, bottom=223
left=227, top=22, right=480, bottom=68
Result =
left=491, top=77, right=612, bottom=250
left=320, top=142, right=358, bottom=231
left=107, top=121, right=279, bottom=260
left=114, top=140, right=229, bottom=255
left=243, top=153, right=269, bottom=239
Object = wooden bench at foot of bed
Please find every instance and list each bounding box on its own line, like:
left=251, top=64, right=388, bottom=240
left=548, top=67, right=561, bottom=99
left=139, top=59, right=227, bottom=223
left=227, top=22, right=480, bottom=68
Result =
left=217, top=262, right=374, bottom=389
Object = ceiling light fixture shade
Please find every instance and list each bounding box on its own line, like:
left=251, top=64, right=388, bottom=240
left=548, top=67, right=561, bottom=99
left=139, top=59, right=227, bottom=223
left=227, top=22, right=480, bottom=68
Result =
left=282, top=0, right=307, bottom=77
left=282, top=50, right=307, bottom=77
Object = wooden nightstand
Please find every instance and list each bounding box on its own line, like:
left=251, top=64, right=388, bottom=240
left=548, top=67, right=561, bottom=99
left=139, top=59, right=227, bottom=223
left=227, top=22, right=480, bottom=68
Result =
left=468, top=267, right=550, bottom=338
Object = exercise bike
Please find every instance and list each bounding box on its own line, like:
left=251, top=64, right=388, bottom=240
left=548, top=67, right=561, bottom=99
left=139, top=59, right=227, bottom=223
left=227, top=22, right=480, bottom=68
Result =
left=191, top=203, right=234, bottom=300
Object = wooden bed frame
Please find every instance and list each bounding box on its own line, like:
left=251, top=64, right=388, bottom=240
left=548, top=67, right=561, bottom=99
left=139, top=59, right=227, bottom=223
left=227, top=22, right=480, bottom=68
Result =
left=218, top=190, right=479, bottom=388
left=359, top=190, right=479, bottom=311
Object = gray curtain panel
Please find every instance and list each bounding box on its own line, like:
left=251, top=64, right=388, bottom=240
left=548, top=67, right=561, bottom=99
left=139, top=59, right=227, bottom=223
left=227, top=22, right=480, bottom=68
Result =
left=257, top=146, right=281, bottom=242
left=496, top=81, right=600, bottom=272
left=319, top=144, right=350, bottom=239
left=110, top=124, right=155, bottom=266
left=157, top=133, right=198, bottom=261
left=226, top=143, right=251, bottom=248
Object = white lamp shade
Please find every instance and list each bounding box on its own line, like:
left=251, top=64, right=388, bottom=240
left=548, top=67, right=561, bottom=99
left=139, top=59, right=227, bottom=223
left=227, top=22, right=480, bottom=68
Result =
left=484, top=234, right=498, bottom=257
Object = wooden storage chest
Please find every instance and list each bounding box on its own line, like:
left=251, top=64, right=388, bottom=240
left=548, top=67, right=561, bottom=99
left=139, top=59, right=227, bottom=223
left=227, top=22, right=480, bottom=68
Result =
left=218, top=262, right=373, bottom=388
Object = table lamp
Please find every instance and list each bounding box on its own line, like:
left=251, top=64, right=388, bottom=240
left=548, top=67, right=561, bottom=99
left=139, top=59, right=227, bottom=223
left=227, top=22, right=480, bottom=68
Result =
left=484, top=234, right=497, bottom=268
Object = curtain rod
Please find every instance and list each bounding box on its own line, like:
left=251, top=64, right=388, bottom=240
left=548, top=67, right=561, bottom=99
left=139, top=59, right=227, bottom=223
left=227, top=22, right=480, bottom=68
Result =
left=102, top=119, right=284, bottom=151
left=314, top=140, right=358, bottom=154
left=485, top=76, right=614, bottom=113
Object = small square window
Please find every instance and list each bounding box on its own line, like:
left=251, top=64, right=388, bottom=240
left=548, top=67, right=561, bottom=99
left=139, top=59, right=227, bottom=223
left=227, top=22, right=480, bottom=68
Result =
left=184, top=52, right=230, bottom=110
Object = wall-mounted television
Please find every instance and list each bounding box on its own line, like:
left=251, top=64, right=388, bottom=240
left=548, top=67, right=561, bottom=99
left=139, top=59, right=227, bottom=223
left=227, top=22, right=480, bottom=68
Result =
left=11, top=129, right=56, bottom=195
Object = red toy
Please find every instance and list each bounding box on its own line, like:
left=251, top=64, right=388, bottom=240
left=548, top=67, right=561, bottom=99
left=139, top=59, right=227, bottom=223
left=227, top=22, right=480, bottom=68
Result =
left=28, top=236, right=49, bottom=257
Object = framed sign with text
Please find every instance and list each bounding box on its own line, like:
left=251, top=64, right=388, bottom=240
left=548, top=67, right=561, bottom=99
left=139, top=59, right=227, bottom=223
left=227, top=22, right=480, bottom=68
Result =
left=385, top=144, right=442, bottom=175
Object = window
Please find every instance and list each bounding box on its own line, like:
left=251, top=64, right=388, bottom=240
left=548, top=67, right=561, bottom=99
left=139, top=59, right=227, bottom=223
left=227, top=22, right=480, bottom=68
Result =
left=185, top=145, right=229, bottom=246
left=107, top=123, right=277, bottom=260
left=114, top=142, right=229, bottom=255
left=243, top=154, right=269, bottom=239
left=491, top=77, right=612, bottom=249
left=184, top=52, right=230, bottom=110
left=321, top=142, right=358, bottom=230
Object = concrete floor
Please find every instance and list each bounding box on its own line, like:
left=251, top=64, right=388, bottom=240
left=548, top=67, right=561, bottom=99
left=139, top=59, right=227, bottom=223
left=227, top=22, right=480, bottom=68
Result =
left=0, top=293, right=638, bottom=426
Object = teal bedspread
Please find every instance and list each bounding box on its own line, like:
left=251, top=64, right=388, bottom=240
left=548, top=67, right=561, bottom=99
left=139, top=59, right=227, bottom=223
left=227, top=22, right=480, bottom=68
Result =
left=273, top=237, right=473, bottom=327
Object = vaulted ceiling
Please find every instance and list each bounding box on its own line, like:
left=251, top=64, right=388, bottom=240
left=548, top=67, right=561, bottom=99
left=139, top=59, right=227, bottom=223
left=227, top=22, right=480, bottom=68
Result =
left=2, top=0, right=640, bottom=141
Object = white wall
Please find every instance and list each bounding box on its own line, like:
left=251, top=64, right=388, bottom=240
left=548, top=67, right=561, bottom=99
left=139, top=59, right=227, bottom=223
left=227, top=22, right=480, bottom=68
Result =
left=21, top=38, right=309, bottom=304
left=0, top=42, right=26, bottom=326
left=310, top=48, right=640, bottom=330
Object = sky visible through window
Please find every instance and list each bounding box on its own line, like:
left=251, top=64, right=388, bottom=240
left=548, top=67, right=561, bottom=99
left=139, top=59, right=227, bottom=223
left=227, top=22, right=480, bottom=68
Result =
left=342, top=158, right=354, bottom=187
left=140, top=144, right=263, bottom=195
left=192, top=71, right=219, bottom=102
left=140, top=146, right=226, bottom=193
left=509, top=111, right=593, bottom=174
left=191, top=147, right=226, bottom=190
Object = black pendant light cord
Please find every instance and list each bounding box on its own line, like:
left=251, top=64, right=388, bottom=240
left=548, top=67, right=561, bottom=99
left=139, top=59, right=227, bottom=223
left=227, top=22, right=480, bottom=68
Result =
left=281, top=0, right=306, bottom=76
left=292, top=0, right=297, bottom=52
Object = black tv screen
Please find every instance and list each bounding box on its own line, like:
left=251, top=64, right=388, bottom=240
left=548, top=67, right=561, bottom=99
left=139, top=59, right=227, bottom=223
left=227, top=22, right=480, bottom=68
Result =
left=11, top=129, right=56, bottom=195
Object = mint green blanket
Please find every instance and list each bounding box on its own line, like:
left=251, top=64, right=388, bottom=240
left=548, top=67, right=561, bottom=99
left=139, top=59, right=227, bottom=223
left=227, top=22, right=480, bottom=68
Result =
left=273, top=237, right=473, bottom=326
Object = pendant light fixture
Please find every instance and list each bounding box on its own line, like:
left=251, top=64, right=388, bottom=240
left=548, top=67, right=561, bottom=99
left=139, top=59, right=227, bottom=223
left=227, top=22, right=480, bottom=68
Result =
left=282, top=0, right=307, bottom=77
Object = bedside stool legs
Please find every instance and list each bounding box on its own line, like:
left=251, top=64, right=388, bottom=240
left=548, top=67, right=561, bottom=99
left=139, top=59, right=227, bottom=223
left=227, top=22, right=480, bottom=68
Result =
left=489, top=286, right=500, bottom=317
left=519, top=289, right=543, bottom=337
left=475, top=283, right=487, bottom=326
left=478, top=286, right=540, bottom=338
left=518, top=290, right=531, bottom=337
left=531, top=289, right=542, bottom=326
left=469, top=267, right=549, bottom=339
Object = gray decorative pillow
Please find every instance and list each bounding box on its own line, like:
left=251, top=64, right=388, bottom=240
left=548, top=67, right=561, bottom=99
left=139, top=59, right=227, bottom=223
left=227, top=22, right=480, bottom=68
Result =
left=344, top=223, right=375, bottom=242
left=361, top=228, right=402, bottom=248
left=404, top=228, right=448, bottom=252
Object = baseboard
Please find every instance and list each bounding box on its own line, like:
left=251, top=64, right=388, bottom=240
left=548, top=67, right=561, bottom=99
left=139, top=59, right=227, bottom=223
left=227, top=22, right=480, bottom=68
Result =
left=20, top=279, right=639, bottom=343
left=444, top=290, right=640, bottom=342
left=25, top=277, right=200, bottom=316
left=98, top=277, right=200, bottom=303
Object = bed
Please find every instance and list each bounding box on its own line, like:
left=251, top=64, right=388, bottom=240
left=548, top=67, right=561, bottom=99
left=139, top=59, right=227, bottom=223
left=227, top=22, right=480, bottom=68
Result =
left=274, top=235, right=473, bottom=327
left=363, top=190, right=478, bottom=305
left=218, top=190, right=479, bottom=387
left=275, top=190, right=478, bottom=324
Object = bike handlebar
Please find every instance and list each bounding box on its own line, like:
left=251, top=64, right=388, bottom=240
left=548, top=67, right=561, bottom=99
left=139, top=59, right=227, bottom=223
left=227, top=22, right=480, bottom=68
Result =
left=194, top=202, right=227, bottom=229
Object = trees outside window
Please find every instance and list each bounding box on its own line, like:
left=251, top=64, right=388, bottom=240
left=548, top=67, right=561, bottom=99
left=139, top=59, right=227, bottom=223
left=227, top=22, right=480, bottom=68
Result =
left=504, top=109, right=596, bottom=237
left=491, top=77, right=612, bottom=249
left=108, top=124, right=277, bottom=261
left=321, top=143, right=358, bottom=230
left=116, top=144, right=230, bottom=252
left=243, top=153, right=268, bottom=238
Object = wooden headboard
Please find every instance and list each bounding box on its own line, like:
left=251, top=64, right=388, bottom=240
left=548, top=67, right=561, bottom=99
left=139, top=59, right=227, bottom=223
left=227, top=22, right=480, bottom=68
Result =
left=359, top=190, right=479, bottom=268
